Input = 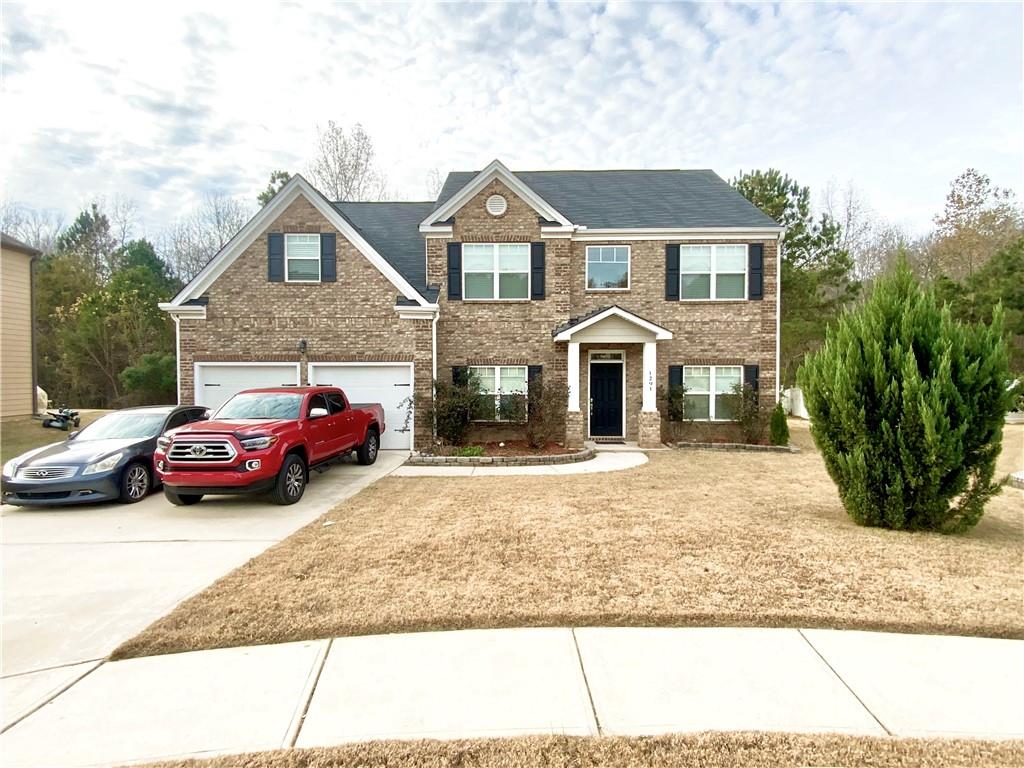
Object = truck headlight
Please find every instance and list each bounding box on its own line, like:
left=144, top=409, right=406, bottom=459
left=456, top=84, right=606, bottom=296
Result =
left=240, top=435, right=278, bottom=451
left=83, top=452, right=123, bottom=475
left=156, top=436, right=171, bottom=452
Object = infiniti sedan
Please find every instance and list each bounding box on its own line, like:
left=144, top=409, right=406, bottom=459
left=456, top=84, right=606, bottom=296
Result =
left=2, top=405, right=208, bottom=507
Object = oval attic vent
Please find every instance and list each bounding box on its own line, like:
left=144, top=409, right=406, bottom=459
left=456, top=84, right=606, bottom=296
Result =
left=485, top=194, right=507, bottom=216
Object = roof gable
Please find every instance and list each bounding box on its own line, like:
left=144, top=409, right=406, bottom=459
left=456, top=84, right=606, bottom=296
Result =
left=165, top=176, right=432, bottom=309
left=553, top=305, right=673, bottom=341
left=423, top=159, right=572, bottom=230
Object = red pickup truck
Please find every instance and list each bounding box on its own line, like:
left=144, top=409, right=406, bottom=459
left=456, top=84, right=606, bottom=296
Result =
left=154, top=387, right=385, bottom=506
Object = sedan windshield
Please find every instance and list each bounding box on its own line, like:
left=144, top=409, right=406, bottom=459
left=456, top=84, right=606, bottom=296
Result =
left=215, top=393, right=302, bottom=420
left=77, top=412, right=167, bottom=440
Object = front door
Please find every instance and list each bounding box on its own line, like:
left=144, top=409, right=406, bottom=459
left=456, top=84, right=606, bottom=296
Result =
left=590, top=361, right=623, bottom=437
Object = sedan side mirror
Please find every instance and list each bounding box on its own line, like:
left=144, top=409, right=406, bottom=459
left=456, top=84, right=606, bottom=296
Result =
left=309, top=407, right=329, bottom=419
left=67, top=431, right=79, bottom=440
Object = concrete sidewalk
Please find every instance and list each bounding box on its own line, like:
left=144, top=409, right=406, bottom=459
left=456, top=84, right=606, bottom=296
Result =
left=1, top=627, right=1021, bottom=767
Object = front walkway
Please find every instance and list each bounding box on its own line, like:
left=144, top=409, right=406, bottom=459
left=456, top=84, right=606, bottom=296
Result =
left=2, top=627, right=1020, bottom=767
left=393, top=450, right=648, bottom=477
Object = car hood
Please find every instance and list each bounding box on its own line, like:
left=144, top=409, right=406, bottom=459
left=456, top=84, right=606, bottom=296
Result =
left=171, top=419, right=295, bottom=437
left=17, top=438, right=145, bottom=467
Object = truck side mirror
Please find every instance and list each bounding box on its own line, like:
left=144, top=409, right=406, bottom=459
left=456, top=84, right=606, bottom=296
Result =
left=309, top=407, right=329, bottom=419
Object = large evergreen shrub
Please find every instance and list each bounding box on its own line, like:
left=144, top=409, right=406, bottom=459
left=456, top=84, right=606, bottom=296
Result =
left=769, top=403, right=790, bottom=446
left=797, top=262, right=1010, bottom=533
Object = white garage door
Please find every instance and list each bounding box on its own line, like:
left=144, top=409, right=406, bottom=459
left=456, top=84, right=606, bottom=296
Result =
left=308, top=363, right=413, bottom=450
left=194, top=363, right=301, bottom=413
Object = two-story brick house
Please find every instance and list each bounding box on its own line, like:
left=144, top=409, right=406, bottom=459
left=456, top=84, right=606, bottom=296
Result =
left=160, top=160, right=782, bottom=450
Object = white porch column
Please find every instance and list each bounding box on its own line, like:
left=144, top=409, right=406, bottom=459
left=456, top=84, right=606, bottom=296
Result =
left=567, top=342, right=581, bottom=411
left=642, top=341, right=657, bottom=412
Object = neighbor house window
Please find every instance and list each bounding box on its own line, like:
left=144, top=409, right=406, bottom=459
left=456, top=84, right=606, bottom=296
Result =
left=285, top=234, right=321, bottom=282
left=683, top=365, right=742, bottom=421
left=469, top=365, right=527, bottom=421
left=463, top=243, right=530, bottom=300
left=586, top=246, right=630, bottom=290
left=680, top=244, right=746, bottom=300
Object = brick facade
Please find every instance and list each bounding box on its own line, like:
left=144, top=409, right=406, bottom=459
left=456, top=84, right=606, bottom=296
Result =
left=175, top=178, right=779, bottom=450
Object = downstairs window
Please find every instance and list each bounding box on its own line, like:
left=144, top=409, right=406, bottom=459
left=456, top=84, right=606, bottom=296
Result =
left=469, top=365, right=527, bottom=421
left=683, top=365, right=742, bottom=421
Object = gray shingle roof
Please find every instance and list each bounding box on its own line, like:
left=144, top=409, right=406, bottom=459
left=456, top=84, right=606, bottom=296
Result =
left=1, top=232, right=42, bottom=256
left=333, top=202, right=435, bottom=291
left=434, top=169, right=779, bottom=229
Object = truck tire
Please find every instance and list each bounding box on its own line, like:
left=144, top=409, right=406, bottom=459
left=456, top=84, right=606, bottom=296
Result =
left=165, top=489, right=203, bottom=506
left=271, top=453, right=307, bottom=505
left=357, top=428, right=379, bottom=466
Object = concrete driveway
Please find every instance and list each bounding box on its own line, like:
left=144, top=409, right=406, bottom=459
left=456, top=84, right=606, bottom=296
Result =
left=0, top=450, right=404, bottom=729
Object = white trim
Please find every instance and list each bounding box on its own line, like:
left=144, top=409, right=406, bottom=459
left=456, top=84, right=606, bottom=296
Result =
left=422, top=159, right=573, bottom=229
left=193, top=362, right=302, bottom=410
left=307, top=361, right=416, bottom=449
left=775, top=235, right=782, bottom=403
left=461, top=242, right=531, bottom=301
left=642, top=341, right=657, bottom=413
left=682, top=364, right=744, bottom=422
left=587, top=349, right=626, bottom=439
left=173, top=315, right=181, bottom=404
left=422, top=227, right=454, bottom=237
left=585, top=244, right=631, bottom=292
left=284, top=233, right=322, bottom=283
left=567, top=341, right=580, bottom=411
left=158, top=302, right=206, bottom=319
left=679, top=243, right=748, bottom=302
left=573, top=226, right=784, bottom=240
left=554, top=306, right=673, bottom=342
left=395, top=304, right=440, bottom=320
left=165, top=175, right=430, bottom=308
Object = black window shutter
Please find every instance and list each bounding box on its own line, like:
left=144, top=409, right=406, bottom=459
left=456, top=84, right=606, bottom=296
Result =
left=668, top=365, right=684, bottom=389
left=447, top=242, right=462, bottom=300
left=748, top=244, right=764, bottom=300
left=665, top=244, right=680, bottom=300
left=527, top=365, right=543, bottom=384
left=320, top=233, right=337, bottom=282
left=743, top=364, right=760, bottom=392
left=268, top=233, right=284, bottom=282
left=452, top=366, right=468, bottom=386
left=530, top=242, right=545, bottom=300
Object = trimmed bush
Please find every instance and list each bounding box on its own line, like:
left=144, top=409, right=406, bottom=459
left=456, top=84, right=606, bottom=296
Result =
left=769, top=402, right=790, bottom=446
left=797, top=262, right=1010, bottom=533
left=524, top=373, right=568, bottom=448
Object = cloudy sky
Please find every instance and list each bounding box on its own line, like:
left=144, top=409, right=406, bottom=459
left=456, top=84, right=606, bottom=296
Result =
left=2, top=1, right=1021, bottom=236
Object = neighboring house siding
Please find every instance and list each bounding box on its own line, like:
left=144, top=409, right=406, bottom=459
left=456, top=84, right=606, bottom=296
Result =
left=177, top=197, right=433, bottom=445
left=1, top=246, right=34, bottom=418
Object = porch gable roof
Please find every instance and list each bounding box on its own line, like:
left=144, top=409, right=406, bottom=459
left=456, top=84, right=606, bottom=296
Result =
left=552, top=305, right=673, bottom=342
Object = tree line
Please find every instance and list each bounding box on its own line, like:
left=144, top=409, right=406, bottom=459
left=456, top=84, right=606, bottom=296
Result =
left=3, top=118, right=1020, bottom=408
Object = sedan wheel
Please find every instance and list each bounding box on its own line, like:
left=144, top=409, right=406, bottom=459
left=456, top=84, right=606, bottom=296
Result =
left=120, top=463, right=151, bottom=503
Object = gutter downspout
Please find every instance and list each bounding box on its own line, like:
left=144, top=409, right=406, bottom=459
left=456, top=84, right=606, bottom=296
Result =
left=173, top=314, right=181, bottom=405
left=29, top=254, right=38, bottom=416
left=776, top=230, right=784, bottom=404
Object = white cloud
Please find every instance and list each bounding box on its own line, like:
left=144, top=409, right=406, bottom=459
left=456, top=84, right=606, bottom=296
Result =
left=1, top=0, right=1020, bottom=235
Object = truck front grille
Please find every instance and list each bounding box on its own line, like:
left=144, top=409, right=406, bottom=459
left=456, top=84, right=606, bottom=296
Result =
left=167, top=439, right=237, bottom=464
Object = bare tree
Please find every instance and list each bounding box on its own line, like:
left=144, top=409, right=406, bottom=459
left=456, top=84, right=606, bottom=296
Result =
left=159, top=193, right=251, bottom=282
left=821, top=180, right=881, bottom=282
left=425, top=168, right=444, bottom=200
left=108, top=195, right=140, bottom=247
left=308, top=121, right=388, bottom=201
left=1, top=201, right=65, bottom=254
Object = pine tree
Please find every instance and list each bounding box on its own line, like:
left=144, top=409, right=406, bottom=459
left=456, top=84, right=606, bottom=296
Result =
left=769, top=402, right=790, bottom=446
left=797, top=260, right=1010, bottom=533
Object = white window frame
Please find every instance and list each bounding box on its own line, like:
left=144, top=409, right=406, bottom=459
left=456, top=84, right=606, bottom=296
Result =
left=285, top=233, right=322, bottom=284
left=679, top=244, right=747, bottom=301
left=469, top=364, right=528, bottom=422
left=462, top=243, right=531, bottom=301
left=585, top=245, right=631, bottom=291
left=682, top=365, right=743, bottom=421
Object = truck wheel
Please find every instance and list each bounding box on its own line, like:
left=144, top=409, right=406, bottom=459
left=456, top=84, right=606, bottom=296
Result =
left=271, top=453, right=306, bottom=505
left=357, top=428, right=379, bottom=466
left=119, top=462, right=151, bottom=503
left=165, top=489, right=203, bottom=506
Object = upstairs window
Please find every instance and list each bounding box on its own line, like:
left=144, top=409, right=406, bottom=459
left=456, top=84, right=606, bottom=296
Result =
left=285, top=234, right=321, bottom=283
left=469, top=365, right=527, bottom=421
left=680, top=244, right=746, bottom=300
left=586, top=246, right=630, bottom=290
left=683, top=365, right=742, bottom=421
left=463, top=243, right=530, bottom=300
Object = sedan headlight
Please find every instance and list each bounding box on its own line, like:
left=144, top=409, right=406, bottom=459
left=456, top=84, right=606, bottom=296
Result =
left=83, top=452, right=124, bottom=475
left=239, top=435, right=278, bottom=451
left=2, top=458, right=19, bottom=477
left=156, top=436, right=171, bottom=452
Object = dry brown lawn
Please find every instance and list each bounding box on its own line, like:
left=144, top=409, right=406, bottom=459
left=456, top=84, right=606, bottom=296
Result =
left=113, top=423, right=1024, bottom=660
left=141, top=733, right=1024, bottom=768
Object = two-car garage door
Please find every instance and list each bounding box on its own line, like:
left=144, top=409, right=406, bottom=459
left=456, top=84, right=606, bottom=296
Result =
left=193, top=362, right=413, bottom=450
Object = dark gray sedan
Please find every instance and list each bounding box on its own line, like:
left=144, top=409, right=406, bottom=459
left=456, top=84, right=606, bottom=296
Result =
left=1, top=405, right=208, bottom=507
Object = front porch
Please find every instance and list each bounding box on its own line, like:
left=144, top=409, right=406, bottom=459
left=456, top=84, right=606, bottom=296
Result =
left=553, top=306, right=672, bottom=449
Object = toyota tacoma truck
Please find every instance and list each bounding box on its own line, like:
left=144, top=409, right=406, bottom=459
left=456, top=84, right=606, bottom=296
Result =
left=154, top=387, right=385, bottom=506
